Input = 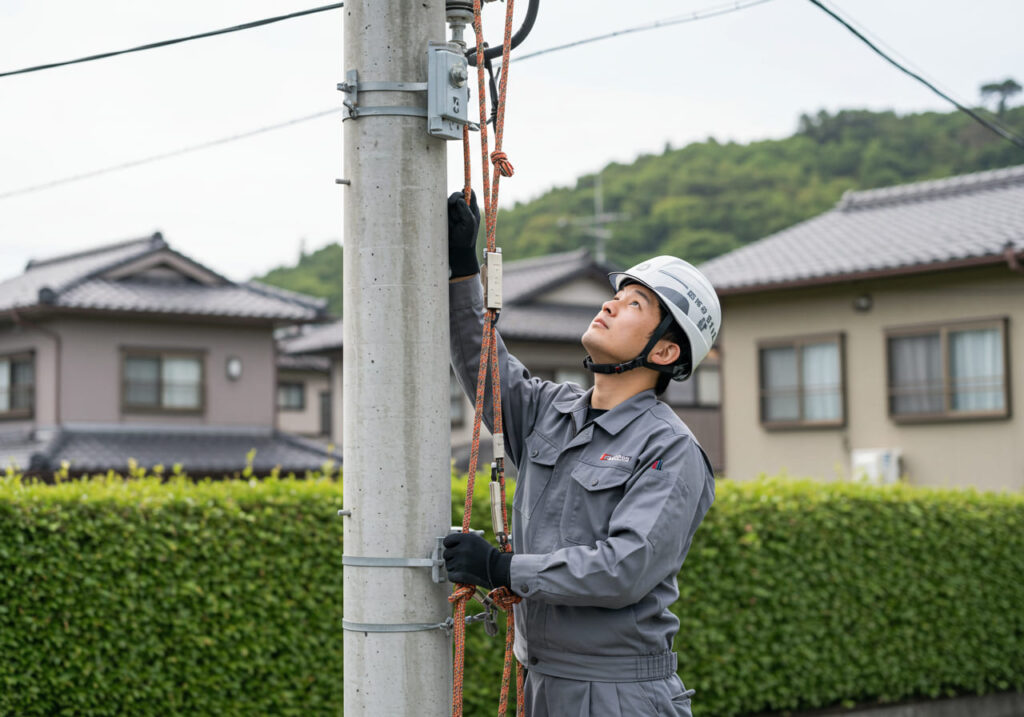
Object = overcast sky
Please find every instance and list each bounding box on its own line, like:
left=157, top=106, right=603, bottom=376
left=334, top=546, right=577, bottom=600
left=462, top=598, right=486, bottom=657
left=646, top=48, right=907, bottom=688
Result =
left=1, top=0, right=1022, bottom=284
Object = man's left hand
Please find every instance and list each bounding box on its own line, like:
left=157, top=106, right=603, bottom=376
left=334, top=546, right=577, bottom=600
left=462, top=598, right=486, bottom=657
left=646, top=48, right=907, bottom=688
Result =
left=443, top=531, right=511, bottom=590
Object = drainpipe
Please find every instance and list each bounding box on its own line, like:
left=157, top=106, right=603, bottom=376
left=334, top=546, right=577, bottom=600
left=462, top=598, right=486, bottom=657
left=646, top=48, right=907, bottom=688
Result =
left=9, top=308, right=61, bottom=426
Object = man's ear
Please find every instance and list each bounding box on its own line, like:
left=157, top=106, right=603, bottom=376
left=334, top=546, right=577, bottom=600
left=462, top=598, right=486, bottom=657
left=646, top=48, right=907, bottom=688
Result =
left=647, top=339, right=681, bottom=367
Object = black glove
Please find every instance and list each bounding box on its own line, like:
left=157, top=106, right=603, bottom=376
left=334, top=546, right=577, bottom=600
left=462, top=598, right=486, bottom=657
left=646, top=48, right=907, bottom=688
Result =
left=447, top=190, right=481, bottom=279
left=443, top=531, right=511, bottom=590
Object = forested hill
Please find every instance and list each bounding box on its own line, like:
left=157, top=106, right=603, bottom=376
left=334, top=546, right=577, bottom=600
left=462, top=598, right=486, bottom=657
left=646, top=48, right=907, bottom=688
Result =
left=257, top=107, right=1024, bottom=314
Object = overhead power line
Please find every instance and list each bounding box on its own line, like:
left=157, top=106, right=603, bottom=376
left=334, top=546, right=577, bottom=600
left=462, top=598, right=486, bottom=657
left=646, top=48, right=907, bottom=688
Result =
left=0, top=3, right=344, bottom=79
left=512, top=0, right=775, bottom=63
left=0, top=1, right=772, bottom=198
left=0, top=108, right=339, bottom=200
left=806, top=0, right=1024, bottom=152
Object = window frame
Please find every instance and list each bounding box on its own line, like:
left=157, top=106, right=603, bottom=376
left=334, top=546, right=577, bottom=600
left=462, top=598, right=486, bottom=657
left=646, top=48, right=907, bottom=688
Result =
left=885, top=317, right=1011, bottom=423
left=664, top=362, right=721, bottom=409
left=120, top=348, right=206, bottom=415
left=757, top=332, right=847, bottom=430
left=0, top=351, right=36, bottom=421
left=276, top=381, right=307, bottom=412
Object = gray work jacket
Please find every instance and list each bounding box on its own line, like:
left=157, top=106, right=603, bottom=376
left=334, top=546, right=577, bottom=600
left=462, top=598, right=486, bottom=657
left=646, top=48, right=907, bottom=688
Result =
left=450, top=278, right=715, bottom=682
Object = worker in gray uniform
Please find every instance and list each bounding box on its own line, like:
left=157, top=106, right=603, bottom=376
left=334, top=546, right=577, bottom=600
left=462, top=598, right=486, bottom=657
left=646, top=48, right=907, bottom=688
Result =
left=443, top=191, right=720, bottom=717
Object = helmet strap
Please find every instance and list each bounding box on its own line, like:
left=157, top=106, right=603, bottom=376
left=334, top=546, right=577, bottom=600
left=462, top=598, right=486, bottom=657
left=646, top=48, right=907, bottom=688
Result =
left=584, top=313, right=676, bottom=376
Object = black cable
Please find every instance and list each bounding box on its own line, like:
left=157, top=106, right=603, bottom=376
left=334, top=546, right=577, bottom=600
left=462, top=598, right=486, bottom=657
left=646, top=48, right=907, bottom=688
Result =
left=512, top=0, right=774, bottom=63
left=0, top=3, right=344, bottom=79
left=806, top=0, right=1024, bottom=152
left=0, top=108, right=338, bottom=201
left=466, top=0, right=541, bottom=66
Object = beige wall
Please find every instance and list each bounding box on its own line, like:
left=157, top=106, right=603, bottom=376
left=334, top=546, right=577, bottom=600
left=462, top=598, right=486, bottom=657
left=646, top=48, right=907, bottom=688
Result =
left=49, top=317, right=276, bottom=427
left=0, top=323, right=59, bottom=428
left=275, top=368, right=330, bottom=437
left=720, top=266, right=1024, bottom=492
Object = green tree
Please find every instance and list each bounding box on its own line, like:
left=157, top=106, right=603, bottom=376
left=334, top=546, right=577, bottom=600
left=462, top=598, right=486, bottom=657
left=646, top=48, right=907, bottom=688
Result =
left=980, top=78, right=1022, bottom=116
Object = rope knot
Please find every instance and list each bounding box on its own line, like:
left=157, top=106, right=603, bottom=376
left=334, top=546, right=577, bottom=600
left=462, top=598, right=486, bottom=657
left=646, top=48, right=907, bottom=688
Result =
left=488, top=586, right=522, bottom=611
left=490, top=150, right=514, bottom=177
left=448, top=583, right=476, bottom=605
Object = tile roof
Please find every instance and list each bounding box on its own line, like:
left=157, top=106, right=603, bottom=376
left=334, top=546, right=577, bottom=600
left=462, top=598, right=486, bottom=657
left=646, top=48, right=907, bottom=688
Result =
left=284, top=249, right=613, bottom=354
left=503, top=248, right=614, bottom=303
left=12, top=425, right=340, bottom=475
left=0, top=232, right=326, bottom=321
left=281, top=320, right=344, bottom=355
left=497, top=304, right=596, bottom=342
left=699, top=164, right=1024, bottom=293
left=277, top=353, right=330, bottom=372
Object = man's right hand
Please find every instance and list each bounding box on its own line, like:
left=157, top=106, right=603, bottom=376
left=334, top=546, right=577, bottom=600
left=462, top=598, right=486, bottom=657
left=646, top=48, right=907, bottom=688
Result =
left=448, top=190, right=481, bottom=279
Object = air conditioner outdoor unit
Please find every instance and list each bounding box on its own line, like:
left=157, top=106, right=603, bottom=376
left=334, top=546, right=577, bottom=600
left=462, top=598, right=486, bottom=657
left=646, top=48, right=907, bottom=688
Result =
left=851, top=448, right=902, bottom=485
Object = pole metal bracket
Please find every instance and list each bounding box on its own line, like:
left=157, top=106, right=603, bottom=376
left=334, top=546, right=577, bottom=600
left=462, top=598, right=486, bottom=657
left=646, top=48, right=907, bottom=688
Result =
left=343, top=618, right=454, bottom=635
left=338, top=43, right=469, bottom=140
left=343, top=612, right=490, bottom=637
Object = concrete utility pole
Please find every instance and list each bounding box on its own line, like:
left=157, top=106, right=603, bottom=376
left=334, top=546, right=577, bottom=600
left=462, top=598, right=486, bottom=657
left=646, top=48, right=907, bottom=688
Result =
left=342, top=2, right=452, bottom=715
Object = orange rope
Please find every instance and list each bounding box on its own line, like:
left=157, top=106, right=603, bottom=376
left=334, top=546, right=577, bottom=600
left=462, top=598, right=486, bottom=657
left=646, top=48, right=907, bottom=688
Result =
left=450, top=0, right=524, bottom=715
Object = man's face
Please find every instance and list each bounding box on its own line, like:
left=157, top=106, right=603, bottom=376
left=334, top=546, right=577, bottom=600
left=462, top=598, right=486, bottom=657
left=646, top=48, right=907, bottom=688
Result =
left=581, top=282, right=663, bottom=364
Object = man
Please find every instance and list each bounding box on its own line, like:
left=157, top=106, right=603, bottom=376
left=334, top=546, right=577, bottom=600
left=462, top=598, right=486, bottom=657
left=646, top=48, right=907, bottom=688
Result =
left=443, top=191, right=718, bottom=717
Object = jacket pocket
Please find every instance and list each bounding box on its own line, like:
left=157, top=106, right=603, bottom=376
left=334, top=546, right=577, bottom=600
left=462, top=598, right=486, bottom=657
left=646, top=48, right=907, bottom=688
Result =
left=560, top=461, right=631, bottom=545
left=513, top=431, right=558, bottom=519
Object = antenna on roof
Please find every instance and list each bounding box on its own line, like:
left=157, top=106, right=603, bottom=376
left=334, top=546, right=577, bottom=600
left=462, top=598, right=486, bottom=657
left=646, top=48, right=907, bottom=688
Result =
left=557, top=172, right=627, bottom=264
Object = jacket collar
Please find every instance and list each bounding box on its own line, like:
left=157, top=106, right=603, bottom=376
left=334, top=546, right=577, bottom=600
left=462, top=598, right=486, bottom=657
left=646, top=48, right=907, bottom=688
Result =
left=552, top=387, right=659, bottom=436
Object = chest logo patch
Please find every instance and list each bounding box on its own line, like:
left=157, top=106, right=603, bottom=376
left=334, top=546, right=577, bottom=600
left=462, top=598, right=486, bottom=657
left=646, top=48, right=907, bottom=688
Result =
left=600, top=453, right=632, bottom=463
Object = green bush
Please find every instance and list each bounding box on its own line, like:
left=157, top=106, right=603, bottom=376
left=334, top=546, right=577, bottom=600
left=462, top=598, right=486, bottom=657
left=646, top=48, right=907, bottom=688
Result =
left=676, top=477, right=1024, bottom=715
left=0, top=469, right=345, bottom=716
left=2, top=469, right=1022, bottom=716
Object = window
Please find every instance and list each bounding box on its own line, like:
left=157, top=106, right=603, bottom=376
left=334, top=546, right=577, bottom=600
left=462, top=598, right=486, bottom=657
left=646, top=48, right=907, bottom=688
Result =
left=123, top=352, right=203, bottom=412
left=0, top=353, right=35, bottom=418
left=887, top=319, right=1008, bottom=421
left=759, top=335, right=844, bottom=427
left=664, top=364, right=720, bottom=408
left=277, top=382, right=306, bottom=411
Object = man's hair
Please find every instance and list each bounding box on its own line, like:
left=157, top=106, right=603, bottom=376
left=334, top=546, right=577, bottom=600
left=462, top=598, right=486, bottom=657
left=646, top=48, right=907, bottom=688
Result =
left=652, top=302, right=691, bottom=396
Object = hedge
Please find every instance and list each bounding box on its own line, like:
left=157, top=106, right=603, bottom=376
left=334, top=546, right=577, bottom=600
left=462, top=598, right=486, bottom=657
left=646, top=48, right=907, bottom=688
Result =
left=2, top=466, right=1022, bottom=716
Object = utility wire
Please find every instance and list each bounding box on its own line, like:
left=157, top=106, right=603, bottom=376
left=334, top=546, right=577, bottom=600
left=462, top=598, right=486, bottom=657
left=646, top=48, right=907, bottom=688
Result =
left=806, top=0, right=1024, bottom=151
left=512, top=0, right=776, bottom=63
left=0, top=108, right=339, bottom=200
left=1, top=1, right=774, bottom=199
left=0, top=3, right=344, bottom=79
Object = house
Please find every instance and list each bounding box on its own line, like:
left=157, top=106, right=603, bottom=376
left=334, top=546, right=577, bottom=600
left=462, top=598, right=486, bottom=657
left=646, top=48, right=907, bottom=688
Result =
left=281, top=248, right=724, bottom=472
left=699, top=164, right=1024, bottom=491
left=275, top=331, right=333, bottom=439
left=0, top=232, right=340, bottom=476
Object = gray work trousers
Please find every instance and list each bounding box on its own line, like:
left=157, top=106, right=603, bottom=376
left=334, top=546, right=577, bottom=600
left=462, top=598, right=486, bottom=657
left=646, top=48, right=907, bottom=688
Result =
left=523, top=669, right=695, bottom=717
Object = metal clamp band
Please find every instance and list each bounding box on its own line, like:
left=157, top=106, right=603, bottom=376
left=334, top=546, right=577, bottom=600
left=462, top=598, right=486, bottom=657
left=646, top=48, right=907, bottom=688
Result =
left=342, top=555, right=438, bottom=569
left=352, top=81, right=427, bottom=93
left=343, top=105, right=428, bottom=120
left=343, top=618, right=454, bottom=635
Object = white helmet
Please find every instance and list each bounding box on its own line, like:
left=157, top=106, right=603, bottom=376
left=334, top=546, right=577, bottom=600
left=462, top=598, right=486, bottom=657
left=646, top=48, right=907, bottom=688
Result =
left=585, top=255, right=721, bottom=381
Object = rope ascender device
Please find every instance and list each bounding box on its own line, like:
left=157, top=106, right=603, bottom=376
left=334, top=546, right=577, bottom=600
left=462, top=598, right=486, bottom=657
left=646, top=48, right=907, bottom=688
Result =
left=446, top=1, right=539, bottom=716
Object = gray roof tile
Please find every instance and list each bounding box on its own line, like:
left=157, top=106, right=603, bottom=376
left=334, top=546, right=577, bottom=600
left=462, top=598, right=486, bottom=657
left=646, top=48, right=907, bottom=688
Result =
left=0, top=235, right=159, bottom=310
left=0, top=233, right=325, bottom=321
left=700, top=164, right=1024, bottom=292
left=281, top=320, right=344, bottom=355
left=498, top=304, right=595, bottom=342
left=504, top=248, right=614, bottom=303
left=15, top=426, right=340, bottom=475
left=283, top=250, right=613, bottom=354
left=56, top=278, right=322, bottom=320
